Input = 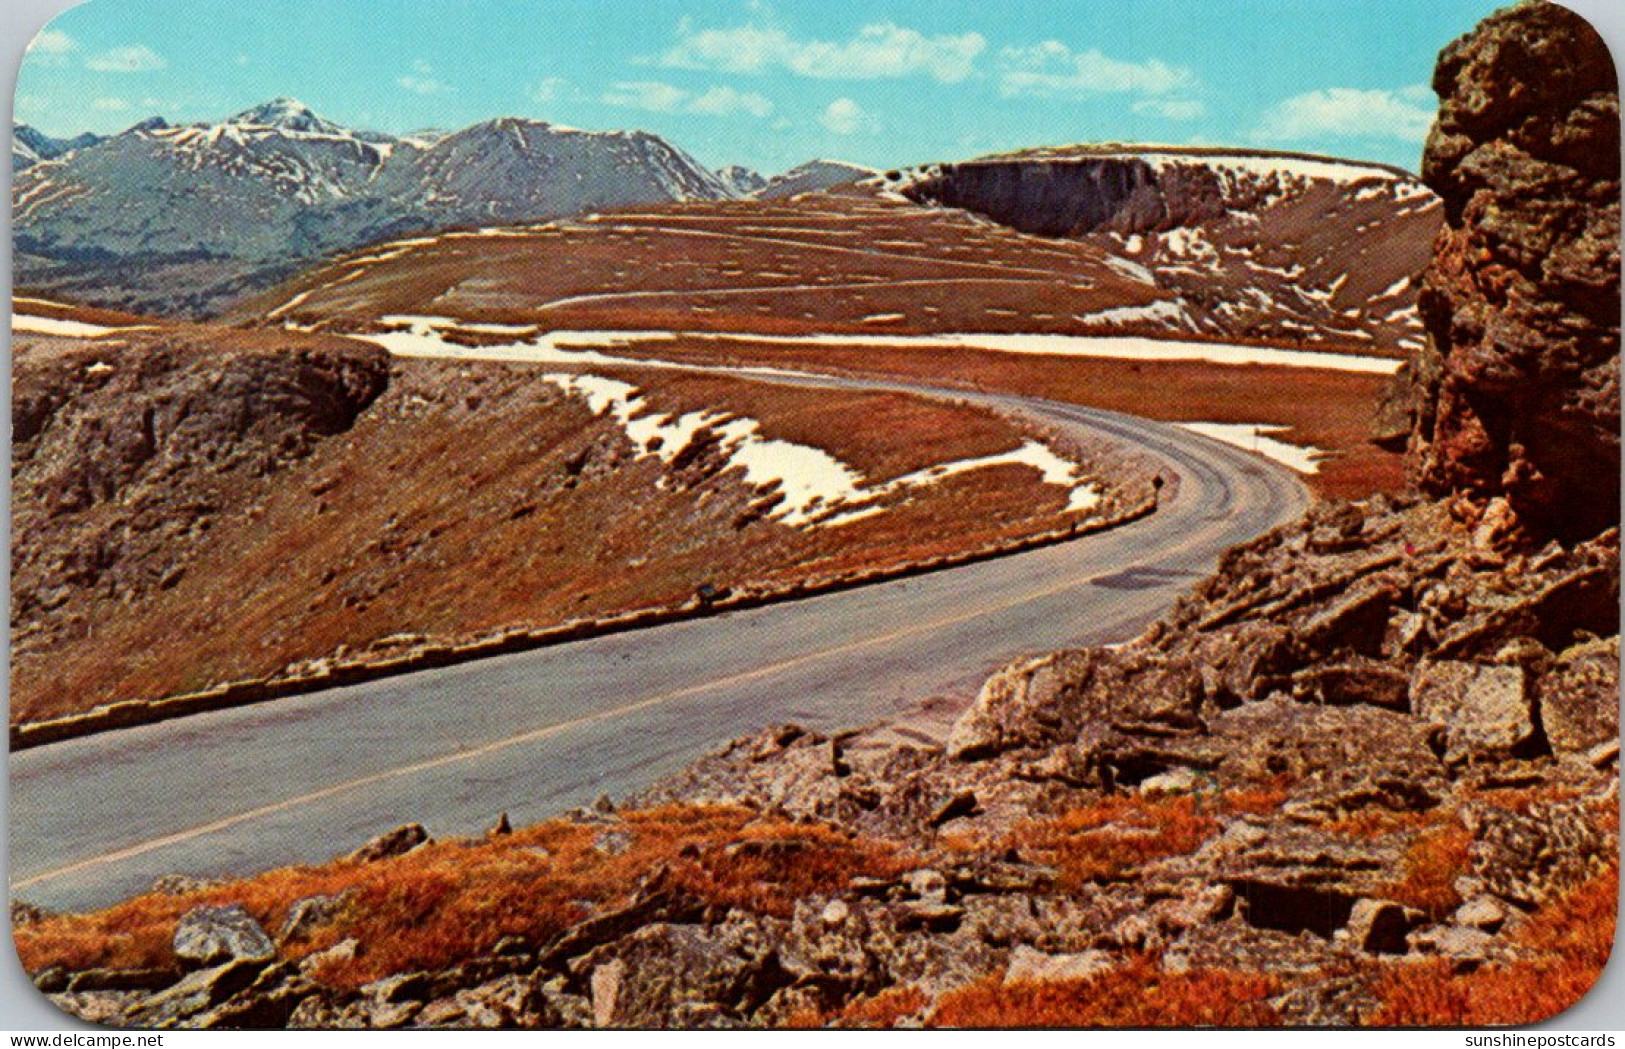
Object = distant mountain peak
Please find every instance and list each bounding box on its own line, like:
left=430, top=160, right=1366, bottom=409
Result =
left=716, top=164, right=767, bottom=198
left=755, top=158, right=878, bottom=199
left=227, top=97, right=349, bottom=136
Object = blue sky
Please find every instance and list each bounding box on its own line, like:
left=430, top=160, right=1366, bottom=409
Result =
left=15, top=0, right=1502, bottom=174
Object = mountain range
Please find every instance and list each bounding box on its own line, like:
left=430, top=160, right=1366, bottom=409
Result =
left=12, top=99, right=866, bottom=317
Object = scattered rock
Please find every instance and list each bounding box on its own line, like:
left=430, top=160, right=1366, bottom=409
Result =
left=1139, top=767, right=1201, bottom=796
left=946, top=651, right=1096, bottom=760
left=278, top=893, right=352, bottom=943
left=152, top=875, right=226, bottom=896
left=1004, top=945, right=1115, bottom=984
left=1452, top=896, right=1508, bottom=933
left=1343, top=899, right=1418, bottom=955
left=929, top=789, right=979, bottom=827
left=1409, top=925, right=1497, bottom=969
left=67, top=967, right=178, bottom=994
left=124, top=960, right=263, bottom=1026
left=173, top=905, right=277, bottom=968
left=346, top=824, right=431, bottom=863
left=1538, top=638, right=1619, bottom=753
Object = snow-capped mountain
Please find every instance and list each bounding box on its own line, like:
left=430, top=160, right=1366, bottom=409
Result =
left=12, top=124, right=102, bottom=171
left=715, top=164, right=766, bottom=197
left=13, top=99, right=735, bottom=316
left=755, top=159, right=878, bottom=199
left=375, top=117, right=731, bottom=221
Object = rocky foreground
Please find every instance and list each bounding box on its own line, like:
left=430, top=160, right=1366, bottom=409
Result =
left=13, top=0, right=1620, bottom=1030
left=17, top=494, right=1619, bottom=1028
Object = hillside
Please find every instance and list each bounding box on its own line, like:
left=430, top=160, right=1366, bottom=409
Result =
left=895, top=146, right=1439, bottom=354
left=235, top=147, right=1434, bottom=500
left=10, top=301, right=1147, bottom=726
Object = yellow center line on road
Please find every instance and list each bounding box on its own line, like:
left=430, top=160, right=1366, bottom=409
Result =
left=15, top=531, right=1202, bottom=893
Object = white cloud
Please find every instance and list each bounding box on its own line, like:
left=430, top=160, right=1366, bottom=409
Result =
left=661, top=21, right=985, bottom=83
left=397, top=60, right=451, bottom=95
left=397, top=75, right=451, bottom=95
left=998, top=41, right=1194, bottom=98
left=603, top=80, right=690, bottom=113
left=1133, top=97, right=1206, bottom=121
left=86, top=44, right=166, bottom=73
left=28, top=27, right=74, bottom=53
left=25, top=28, right=75, bottom=67
left=819, top=97, right=873, bottom=135
left=532, top=77, right=569, bottom=103
left=1254, top=86, right=1436, bottom=144
left=92, top=96, right=131, bottom=111
left=688, top=86, right=774, bottom=118
left=603, top=80, right=773, bottom=119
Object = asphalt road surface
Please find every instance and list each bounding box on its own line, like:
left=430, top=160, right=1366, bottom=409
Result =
left=11, top=383, right=1308, bottom=912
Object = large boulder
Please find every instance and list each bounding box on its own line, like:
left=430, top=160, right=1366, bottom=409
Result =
left=1410, top=660, right=1536, bottom=762
left=946, top=651, right=1098, bottom=760
left=578, top=921, right=786, bottom=1028
left=346, top=823, right=431, bottom=863
left=1537, top=636, right=1620, bottom=753
left=1405, top=2, right=1620, bottom=541
left=172, top=905, right=277, bottom=969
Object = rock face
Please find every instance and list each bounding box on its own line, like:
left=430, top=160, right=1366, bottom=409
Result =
left=9, top=330, right=388, bottom=678
left=898, top=146, right=1442, bottom=355
left=1407, top=3, right=1621, bottom=541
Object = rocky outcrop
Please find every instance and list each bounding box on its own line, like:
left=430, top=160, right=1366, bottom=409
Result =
left=896, top=146, right=1441, bottom=355
left=10, top=330, right=388, bottom=669
left=1406, top=2, right=1621, bottom=541
left=902, top=155, right=1230, bottom=237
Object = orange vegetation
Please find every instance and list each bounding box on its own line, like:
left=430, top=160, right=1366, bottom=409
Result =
left=1370, top=860, right=1619, bottom=1026
left=14, top=806, right=910, bottom=990
left=997, top=783, right=1289, bottom=891
left=1383, top=824, right=1474, bottom=919
left=840, top=985, right=931, bottom=1028
left=931, top=953, right=1282, bottom=1028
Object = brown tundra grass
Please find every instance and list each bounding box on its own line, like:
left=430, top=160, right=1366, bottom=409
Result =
left=930, top=952, right=1283, bottom=1028
left=997, top=784, right=1290, bottom=891
left=14, top=805, right=911, bottom=990
left=1370, top=858, right=1619, bottom=1026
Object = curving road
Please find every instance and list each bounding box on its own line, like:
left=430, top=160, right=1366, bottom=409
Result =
left=10, top=378, right=1308, bottom=912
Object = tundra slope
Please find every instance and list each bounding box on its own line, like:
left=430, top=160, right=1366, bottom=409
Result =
left=250, top=147, right=1438, bottom=356
left=895, top=146, right=1439, bottom=355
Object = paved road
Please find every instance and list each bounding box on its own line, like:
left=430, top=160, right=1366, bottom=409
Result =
left=11, top=387, right=1307, bottom=911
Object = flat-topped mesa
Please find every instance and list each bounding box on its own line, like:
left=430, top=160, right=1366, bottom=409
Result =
left=1407, top=2, right=1621, bottom=542
left=895, top=147, right=1418, bottom=237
